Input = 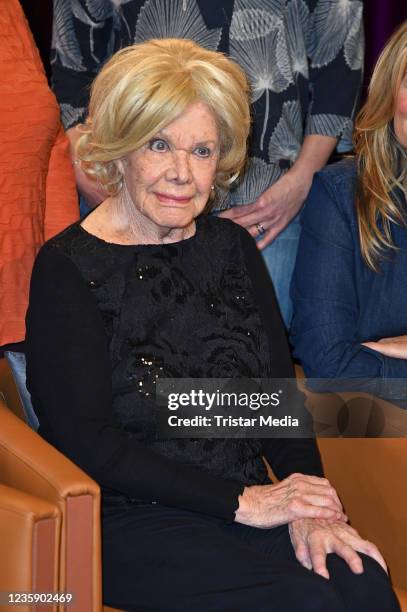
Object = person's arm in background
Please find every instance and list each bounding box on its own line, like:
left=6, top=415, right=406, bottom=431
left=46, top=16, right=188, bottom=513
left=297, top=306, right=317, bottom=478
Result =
left=220, top=1, right=364, bottom=249
left=66, top=124, right=106, bottom=208
left=51, top=0, right=114, bottom=206
left=290, top=170, right=407, bottom=385
left=220, top=135, right=337, bottom=249
left=18, top=1, right=80, bottom=236
left=363, top=335, right=407, bottom=360
left=45, top=125, right=80, bottom=239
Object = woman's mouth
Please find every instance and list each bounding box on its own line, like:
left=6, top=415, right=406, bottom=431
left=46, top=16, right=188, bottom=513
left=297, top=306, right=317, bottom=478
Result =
left=154, top=192, right=193, bottom=205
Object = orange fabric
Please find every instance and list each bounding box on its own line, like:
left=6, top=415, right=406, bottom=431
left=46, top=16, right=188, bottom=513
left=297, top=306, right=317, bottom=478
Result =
left=0, top=0, right=79, bottom=345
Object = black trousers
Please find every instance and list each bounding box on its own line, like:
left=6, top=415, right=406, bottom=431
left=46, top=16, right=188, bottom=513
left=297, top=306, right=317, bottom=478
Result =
left=102, top=502, right=400, bottom=612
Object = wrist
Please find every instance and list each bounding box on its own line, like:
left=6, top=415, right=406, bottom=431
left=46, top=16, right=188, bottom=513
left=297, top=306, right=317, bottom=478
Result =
left=235, top=485, right=261, bottom=524
left=292, top=134, right=337, bottom=179
left=287, top=163, right=314, bottom=188
left=282, top=166, right=313, bottom=204
left=235, top=488, right=251, bottom=523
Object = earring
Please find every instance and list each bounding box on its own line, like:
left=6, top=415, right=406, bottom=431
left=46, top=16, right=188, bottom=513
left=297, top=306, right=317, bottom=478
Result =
left=211, top=185, right=215, bottom=191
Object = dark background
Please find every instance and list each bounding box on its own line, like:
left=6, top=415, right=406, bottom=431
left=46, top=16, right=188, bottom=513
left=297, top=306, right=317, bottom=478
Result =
left=20, top=0, right=53, bottom=80
left=20, top=0, right=407, bottom=100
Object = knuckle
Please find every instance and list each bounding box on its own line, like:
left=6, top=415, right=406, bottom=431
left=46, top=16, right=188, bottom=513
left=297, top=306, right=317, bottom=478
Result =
left=288, top=498, right=298, bottom=510
left=290, top=483, right=300, bottom=496
left=343, top=545, right=357, bottom=558
left=365, top=541, right=379, bottom=553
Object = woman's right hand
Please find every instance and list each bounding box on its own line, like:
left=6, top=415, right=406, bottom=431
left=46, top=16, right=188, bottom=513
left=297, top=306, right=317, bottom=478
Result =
left=235, top=473, right=346, bottom=529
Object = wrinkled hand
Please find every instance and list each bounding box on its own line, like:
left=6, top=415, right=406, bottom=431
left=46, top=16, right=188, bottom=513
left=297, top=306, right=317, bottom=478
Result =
left=289, top=518, right=387, bottom=579
left=363, top=335, right=407, bottom=360
left=235, top=473, right=346, bottom=529
left=218, top=169, right=312, bottom=249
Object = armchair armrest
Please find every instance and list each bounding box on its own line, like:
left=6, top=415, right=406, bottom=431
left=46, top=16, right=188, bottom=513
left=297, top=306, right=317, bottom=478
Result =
left=0, top=401, right=102, bottom=611
left=317, top=438, right=407, bottom=590
left=0, top=483, right=60, bottom=612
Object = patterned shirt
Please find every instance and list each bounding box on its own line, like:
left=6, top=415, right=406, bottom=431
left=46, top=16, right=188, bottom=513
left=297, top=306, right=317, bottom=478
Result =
left=51, top=0, right=363, bottom=206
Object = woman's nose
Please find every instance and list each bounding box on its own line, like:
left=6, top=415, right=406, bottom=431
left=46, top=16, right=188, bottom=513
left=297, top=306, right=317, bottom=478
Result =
left=166, top=149, right=192, bottom=183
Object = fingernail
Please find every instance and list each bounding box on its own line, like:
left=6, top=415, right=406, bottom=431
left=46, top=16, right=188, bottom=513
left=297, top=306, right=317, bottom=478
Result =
left=318, top=571, right=330, bottom=580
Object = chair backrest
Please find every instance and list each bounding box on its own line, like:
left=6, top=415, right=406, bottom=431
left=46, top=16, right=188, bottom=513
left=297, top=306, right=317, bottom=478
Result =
left=0, top=400, right=102, bottom=611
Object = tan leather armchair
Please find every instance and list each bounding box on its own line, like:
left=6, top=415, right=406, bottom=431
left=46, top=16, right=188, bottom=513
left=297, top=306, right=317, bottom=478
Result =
left=0, top=400, right=104, bottom=611
left=296, top=367, right=407, bottom=609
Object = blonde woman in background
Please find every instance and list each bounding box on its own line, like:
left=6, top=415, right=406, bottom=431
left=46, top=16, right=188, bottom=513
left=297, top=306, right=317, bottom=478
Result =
left=291, top=21, right=407, bottom=402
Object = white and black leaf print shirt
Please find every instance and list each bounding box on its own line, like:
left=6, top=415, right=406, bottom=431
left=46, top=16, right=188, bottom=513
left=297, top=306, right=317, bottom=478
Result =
left=52, top=0, right=363, bottom=208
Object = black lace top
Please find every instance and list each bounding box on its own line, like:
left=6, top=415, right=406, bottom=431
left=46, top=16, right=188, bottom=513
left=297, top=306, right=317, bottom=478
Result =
left=26, top=216, right=322, bottom=520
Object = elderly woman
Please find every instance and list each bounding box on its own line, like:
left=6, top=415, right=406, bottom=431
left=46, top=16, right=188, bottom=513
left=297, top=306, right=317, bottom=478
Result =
left=25, top=39, right=398, bottom=611
left=291, top=22, right=407, bottom=403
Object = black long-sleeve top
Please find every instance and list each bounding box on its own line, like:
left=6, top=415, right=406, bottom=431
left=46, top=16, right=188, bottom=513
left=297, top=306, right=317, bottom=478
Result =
left=26, top=216, right=323, bottom=520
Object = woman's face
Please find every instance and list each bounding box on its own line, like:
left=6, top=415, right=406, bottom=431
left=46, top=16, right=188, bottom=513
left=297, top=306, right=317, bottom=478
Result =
left=123, top=101, right=219, bottom=232
left=394, top=70, right=407, bottom=148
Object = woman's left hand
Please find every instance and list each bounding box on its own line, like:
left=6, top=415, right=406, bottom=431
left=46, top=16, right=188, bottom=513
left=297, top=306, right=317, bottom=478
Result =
left=288, top=518, right=387, bottom=579
left=363, top=336, right=407, bottom=359
left=218, top=168, right=312, bottom=249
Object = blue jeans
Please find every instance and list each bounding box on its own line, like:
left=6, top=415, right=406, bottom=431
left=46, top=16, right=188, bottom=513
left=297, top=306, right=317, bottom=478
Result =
left=4, top=351, right=39, bottom=431
left=259, top=213, right=302, bottom=329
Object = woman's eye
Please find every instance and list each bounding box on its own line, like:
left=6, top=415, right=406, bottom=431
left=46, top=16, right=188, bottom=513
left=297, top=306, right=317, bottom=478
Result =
left=194, top=146, right=211, bottom=158
left=149, top=139, right=169, bottom=152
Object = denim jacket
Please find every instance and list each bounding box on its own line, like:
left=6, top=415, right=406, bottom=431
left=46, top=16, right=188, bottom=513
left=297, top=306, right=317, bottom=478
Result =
left=290, top=158, right=407, bottom=392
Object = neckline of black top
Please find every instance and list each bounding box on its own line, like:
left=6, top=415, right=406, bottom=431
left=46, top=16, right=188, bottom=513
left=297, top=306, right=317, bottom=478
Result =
left=75, top=215, right=204, bottom=249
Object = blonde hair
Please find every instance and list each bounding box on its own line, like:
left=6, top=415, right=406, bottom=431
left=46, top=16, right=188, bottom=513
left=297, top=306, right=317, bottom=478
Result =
left=76, top=38, right=250, bottom=198
left=354, top=20, right=407, bottom=270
